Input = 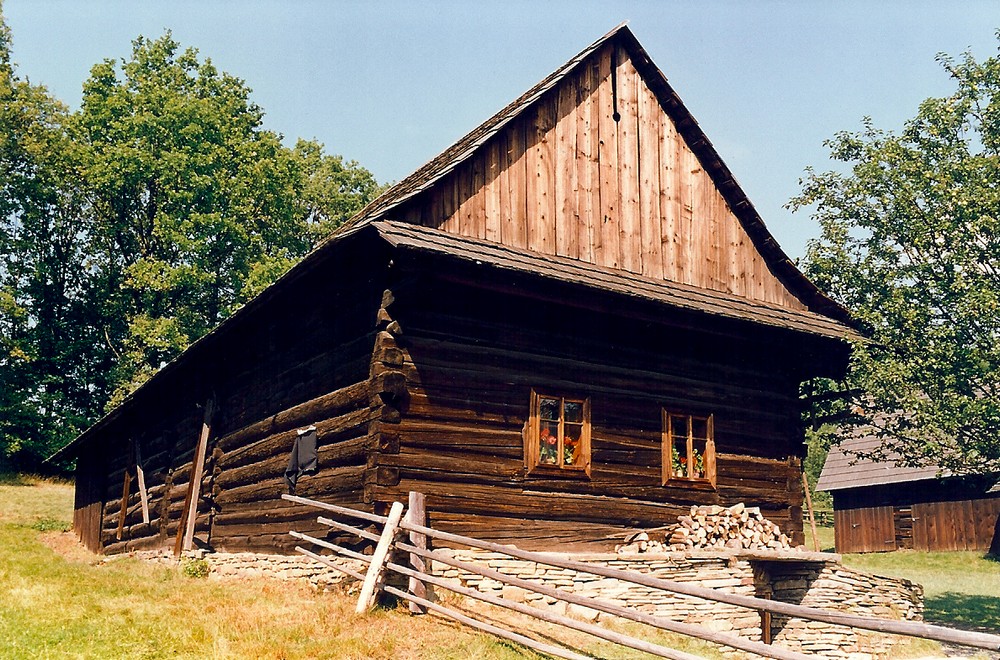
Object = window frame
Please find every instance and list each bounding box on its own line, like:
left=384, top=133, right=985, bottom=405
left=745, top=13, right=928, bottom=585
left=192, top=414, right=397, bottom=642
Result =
left=526, top=390, right=592, bottom=477
left=661, top=410, right=716, bottom=488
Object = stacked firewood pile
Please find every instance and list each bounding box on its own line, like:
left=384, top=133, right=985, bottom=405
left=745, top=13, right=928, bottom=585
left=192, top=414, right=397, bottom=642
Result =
left=665, top=503, right=792, bottom=551
left=614, top=530, right=665, bottom=554
left=614, top=503, right=795, bottom=554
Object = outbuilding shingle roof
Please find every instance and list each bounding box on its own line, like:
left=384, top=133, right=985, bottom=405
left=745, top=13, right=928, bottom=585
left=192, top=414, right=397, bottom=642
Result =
left=816, top=434, right=944, bottom=492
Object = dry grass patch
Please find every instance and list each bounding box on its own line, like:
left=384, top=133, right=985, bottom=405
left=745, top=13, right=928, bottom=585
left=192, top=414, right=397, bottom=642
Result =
left=8, top=480, right=982, bottom=658
left=0, top=474, right=711, bottom=658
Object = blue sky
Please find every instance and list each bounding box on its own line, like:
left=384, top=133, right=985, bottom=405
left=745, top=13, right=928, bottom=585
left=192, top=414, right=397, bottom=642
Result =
left=4, top=1, right=998, bottom=259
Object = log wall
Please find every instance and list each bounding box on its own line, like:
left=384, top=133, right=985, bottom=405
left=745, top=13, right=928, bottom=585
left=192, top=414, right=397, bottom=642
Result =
left=73, top=446, right=106, bottom=552
left=88, top=248, right=389, bottom=554
left=394, top=43, right=805, bottom=310
left=367, top=274, right=812, bottom=551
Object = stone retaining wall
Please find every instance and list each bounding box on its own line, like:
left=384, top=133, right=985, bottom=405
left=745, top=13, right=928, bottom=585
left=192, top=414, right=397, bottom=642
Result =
left=430, top=549, right=923, bottom=659
left=133, top=548, right=922, bottom=658
left=125, top=549, right=363, bottom=591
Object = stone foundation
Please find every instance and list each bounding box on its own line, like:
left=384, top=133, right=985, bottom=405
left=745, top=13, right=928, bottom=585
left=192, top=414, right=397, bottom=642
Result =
left=127, top=548, right=922, bottom=658
left=123, top=549, right=364, bottom=591
left=429, top=549, right=922, bottom=659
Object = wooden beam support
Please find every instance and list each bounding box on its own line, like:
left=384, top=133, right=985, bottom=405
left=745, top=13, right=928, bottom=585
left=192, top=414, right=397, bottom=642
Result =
left=135, top=440, right=150, bottom=525
left=115, top=448, right=132, bottom=541
left=355, top=500, right=404, bottom=613
left=406, top=491, right=427, bottom=614
left=802, top=471, right=820, bottom=553
left=175, top=398, right=214, bottom=557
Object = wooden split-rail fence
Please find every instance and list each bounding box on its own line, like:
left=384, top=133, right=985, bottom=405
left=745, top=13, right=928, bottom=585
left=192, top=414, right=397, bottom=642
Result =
left=282, top=492, right=1000, bottom=660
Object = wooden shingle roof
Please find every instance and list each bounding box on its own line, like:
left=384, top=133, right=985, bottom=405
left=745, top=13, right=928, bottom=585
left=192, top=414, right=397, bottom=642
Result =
left=816, top=435, right=943, bottom=492
left=376, top=220, right=855, bottom=341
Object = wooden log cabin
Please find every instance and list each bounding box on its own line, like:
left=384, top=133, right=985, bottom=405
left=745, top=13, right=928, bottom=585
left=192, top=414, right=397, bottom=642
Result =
left=53, top=25, right=856, bottom=555
left=818, top=435, right=1000, bottom=553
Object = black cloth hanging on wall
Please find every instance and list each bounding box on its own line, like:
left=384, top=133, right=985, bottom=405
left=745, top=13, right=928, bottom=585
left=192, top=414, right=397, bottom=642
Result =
left=284, top=426, right=318, bottom=494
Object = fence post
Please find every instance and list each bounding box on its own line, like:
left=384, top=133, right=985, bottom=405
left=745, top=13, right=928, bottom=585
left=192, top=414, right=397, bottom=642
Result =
left=406, top=491, right=428, bottom=614
left=753, top=564, right=773, bottom=645
left=356, top=501, right=405, bottom=614
left=801, top=471, right=820, bottom=552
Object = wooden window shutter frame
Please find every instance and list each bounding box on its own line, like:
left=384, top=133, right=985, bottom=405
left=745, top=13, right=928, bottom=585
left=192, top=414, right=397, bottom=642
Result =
left=526, top=389, right=591, bottom=477
left=662, top=409, right=716, bottom=489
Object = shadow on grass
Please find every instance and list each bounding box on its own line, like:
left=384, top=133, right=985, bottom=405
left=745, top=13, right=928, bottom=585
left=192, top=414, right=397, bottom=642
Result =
left=0, top=473, right=30, bottom=486
left=924, top=592, right=1000, bottom=634
left=0, top=473, right=72, bottom=487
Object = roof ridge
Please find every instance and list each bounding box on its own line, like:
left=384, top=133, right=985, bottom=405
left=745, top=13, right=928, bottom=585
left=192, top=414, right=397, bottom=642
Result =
left=373, top=219, right=856, bottom=341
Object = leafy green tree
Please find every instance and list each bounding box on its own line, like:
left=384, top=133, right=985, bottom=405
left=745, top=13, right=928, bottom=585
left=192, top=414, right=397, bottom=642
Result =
left=0, top=5, right=97, bottom=468
left=793, top=39, right=1000, bottom=474
left=0, top=14, right=381, bottom=468
left=75, top=33, right=379, bottom=406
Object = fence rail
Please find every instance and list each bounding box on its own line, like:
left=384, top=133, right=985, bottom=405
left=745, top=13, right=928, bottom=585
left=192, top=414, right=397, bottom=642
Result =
left=282, top=493, right=1000, bottom=658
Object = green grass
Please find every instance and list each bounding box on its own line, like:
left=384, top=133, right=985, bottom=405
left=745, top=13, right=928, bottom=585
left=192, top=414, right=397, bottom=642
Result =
left=808, top=524, right=1000, bottom=634
left=843, top=549, right=1000, bottom=633
left=0, top=474, right=721, bottom=659
left=0, top=475, right=529, bottom=659
left=804, top=520, right=836, bottom=552
left=5, top=478, right=996, bottom=657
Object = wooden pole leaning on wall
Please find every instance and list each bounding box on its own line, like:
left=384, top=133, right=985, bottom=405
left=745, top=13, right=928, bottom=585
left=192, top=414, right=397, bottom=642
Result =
left=116, top=440, right=134, bottom=540
left=801, top=471, right=820, bottom=552
left=406, top=491, right=428, bottom=614
left=355, top=501, right=405, bottom=614
left=174, top=398, right=214, bottom=557
left=135, top=440, right=150, bottom=525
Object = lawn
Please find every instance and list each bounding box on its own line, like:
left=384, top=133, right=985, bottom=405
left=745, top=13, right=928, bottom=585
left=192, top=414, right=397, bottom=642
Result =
left=0, top=475, right=720, bottom=660
left=809, top=524, right=1000, bottom=634
left=4, top=477, right=997, bottom=658
left=0, top=475, right=531, bottom=659
left=843, top=549, right=1000, bottom=634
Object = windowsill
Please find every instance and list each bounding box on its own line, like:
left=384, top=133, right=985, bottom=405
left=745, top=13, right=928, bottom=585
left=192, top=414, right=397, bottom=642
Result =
left=527, top=464, right=592, bottom=479
left=663, top=477, right=716, bottom=491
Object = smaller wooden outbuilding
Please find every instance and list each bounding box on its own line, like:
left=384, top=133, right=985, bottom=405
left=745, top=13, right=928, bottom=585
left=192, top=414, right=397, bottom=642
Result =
left=817, top=435, right=1000, bottom=554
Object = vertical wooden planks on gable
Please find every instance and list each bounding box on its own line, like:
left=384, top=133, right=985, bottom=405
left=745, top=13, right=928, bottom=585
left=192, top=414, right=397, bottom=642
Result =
left=554, top=72, right=578, bottom=259
left=439, top=171, right=459, bottom=233
left=676, top=127, right=694, bottom=285
left=595, top=45, right=620, bottom=269
left=527, top=95, right=556, bottom=255
left=751, top=237, right=768, bottom=304
left=576, top=57, right=598, bottom=265
left=456, top=160, right=475, bottom=238
left=616, top=54, right=641, bottom=273
left=497, top=129, right=512, bottom=244
left=484, top=140, right=502, bottom=242
left=733, top=218, right=749, bottom=298
left=503, top=120, right=529, bottom=249
left=426, top=185, right=444, bottom=228
left=472, top=148, right=487, bottom=240
left=689, top=156, right=711, bottom=290
left=725, top=195, right=741, bottom=296
left=657, top=102, right=678, bottom=280
left=705, top=166, right=722, bottom=292
left=637, top=73, right=663, bottom=280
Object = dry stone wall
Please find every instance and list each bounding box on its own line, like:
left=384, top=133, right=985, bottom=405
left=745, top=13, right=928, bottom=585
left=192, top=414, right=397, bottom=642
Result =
left=125, top=549, right=363, bottom=590
left=431, top=549, right=923, bottom=659
left=128, top=547, right=922, bottom=659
